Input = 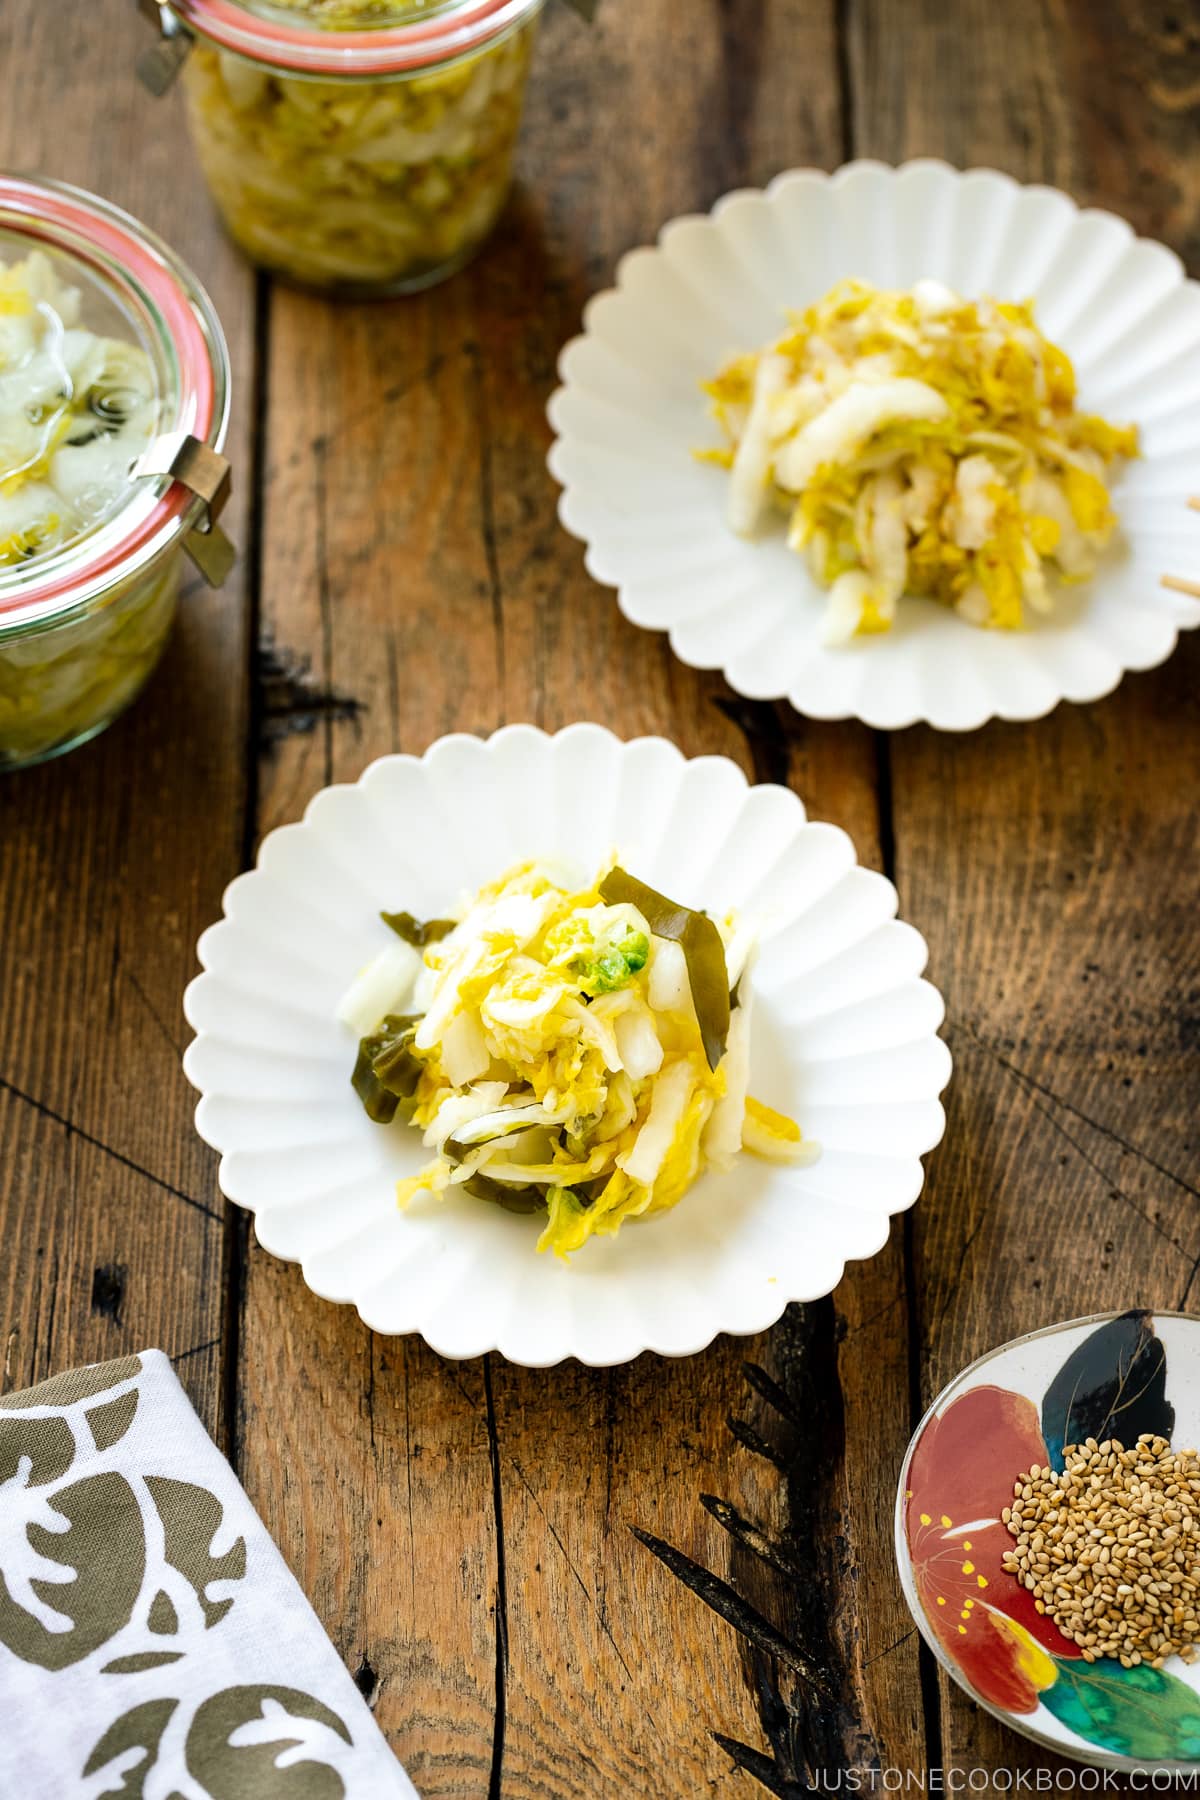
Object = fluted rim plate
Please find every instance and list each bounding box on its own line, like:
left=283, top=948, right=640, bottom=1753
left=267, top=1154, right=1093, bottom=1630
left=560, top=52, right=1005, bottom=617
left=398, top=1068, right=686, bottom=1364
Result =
left=183, top=724, right=950, bottom=1365
left=548, top=161, right=1200, bottom=732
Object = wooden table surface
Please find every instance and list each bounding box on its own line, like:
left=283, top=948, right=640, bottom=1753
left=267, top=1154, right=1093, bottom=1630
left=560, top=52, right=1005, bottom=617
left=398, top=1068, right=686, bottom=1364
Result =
left=2, top=3, right=1198, bottom=1794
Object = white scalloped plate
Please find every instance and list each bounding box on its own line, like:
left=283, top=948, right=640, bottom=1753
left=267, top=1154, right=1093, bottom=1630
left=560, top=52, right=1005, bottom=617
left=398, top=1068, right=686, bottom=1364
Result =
left=182, top=724, right=950, bottom=1365
left=548, top=161, right=1200, bottom=732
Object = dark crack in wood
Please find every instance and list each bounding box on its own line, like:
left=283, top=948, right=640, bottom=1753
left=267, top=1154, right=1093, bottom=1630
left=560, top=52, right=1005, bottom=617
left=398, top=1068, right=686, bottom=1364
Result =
left=465, top=340, right=507, bottom=715
left=256, top=637, right=365, bottom=750
left=729, top=1413, right=791, bottom=1474
left=172, top=1336, right=222, bottom=1366
left=731, top=1301, right=883, bottom=1789
left=700, top=1494, right=807, bottom=1584
left=630, top=1526, right=830, bottom=1696
left=1178, top=1248, right=1200, bottom=1312
left=354, top=1656, right=381, bottom=1709
left=483, top=1355, right=508, bottom=1800
left=957, top=1021, right=1200, bottom=1215
left=714, top=1731, right=812, bottom=1799
left=0, top=1074, right=224, bottom=1225
left=742, top=1361, right=805, bottom=1428
left=713, top=694, right=793, bottom=788
left=90, top=1262, right=128, bottom=1327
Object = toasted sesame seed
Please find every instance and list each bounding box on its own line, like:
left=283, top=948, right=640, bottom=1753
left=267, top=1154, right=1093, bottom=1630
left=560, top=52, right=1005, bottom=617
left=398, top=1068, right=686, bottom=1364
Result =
left=1002, top=1435, right=1200, bottom=1665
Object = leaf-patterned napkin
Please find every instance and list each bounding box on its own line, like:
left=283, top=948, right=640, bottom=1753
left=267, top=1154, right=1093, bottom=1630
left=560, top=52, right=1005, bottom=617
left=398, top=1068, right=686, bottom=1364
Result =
left=0, top=1350, right=419, bottom=1799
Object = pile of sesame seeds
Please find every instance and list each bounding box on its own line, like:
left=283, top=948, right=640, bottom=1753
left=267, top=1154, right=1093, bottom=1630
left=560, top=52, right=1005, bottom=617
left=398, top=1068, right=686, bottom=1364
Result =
left=1002, top=1433, right=1200, bottom=1668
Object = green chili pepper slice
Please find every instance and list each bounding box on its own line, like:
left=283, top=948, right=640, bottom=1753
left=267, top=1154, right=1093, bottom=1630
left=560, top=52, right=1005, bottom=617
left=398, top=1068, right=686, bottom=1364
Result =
left=598, top=866, right=731, bottom=1071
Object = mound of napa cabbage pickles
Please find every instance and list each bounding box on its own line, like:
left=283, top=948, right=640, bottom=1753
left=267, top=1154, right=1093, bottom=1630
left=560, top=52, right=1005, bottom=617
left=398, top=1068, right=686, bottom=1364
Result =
left=337, top=859, right=812, bottom=1258
left=703, top=279, right=1138, bottom=643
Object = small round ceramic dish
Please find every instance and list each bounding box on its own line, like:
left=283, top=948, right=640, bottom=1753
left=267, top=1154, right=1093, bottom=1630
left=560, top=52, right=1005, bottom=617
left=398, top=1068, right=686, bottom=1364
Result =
left=182, top=723, right=950, bottom=1365
left=547, top=160, right=1200, bottom=731
left=895, top=1310, right=1200, bottom=1771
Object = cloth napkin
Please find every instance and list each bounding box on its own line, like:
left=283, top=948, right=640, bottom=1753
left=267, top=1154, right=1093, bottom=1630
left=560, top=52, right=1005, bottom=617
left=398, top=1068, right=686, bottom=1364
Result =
left=0, top=1350, right=418, bottom=1799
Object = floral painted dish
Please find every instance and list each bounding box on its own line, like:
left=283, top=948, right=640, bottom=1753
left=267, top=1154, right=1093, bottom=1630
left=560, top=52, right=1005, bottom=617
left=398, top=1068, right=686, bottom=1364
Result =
left=895, top=1311, right=1200, bottom=1770
left=182, top=723, right=950, bottom=1366
left=547, top=160, right=1200, bottom=731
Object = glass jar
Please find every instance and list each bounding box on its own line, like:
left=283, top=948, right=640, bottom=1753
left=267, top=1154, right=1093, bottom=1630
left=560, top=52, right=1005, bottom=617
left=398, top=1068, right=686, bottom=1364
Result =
left=146, top=0, right=545, bottom=295
left=0, top=176, right=232, bottom=771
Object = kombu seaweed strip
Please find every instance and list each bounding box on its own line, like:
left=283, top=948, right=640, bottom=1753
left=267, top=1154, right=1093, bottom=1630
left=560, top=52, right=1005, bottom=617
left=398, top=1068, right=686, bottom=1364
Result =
left=598, top=867, right=730, bottom=1070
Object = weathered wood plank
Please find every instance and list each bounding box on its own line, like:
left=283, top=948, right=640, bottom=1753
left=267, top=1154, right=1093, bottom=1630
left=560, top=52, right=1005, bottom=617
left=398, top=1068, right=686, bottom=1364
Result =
left=235, top=0, right=925, bottom=1792
left=846, top=0, right=1200, bottom=1777
left=0, top=0, right=254, bottom=1431
left=710, top=725, right=928, bottom=1790
left=6, top=0, right=1195, bottom=1792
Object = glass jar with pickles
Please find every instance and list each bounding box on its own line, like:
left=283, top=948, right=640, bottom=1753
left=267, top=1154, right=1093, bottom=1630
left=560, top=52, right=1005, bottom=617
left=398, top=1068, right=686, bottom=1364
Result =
left=140, top=0, right=546, bottom=294
left=0, top=176, right=233, bottom=770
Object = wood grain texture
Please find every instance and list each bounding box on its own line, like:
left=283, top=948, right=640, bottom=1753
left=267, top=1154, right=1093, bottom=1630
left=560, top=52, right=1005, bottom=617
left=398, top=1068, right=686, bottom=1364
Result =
left=3, top=1, right=1195, bottom=1794
left=234, top=2, right=921, bottom=1794
left=846, top=0, right=1200, bottom=1777
left=0, top=2, right=255, bottom=1432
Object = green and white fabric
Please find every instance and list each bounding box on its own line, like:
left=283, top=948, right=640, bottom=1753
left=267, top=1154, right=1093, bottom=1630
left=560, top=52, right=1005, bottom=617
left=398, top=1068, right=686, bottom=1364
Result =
left=0, top=1350, right=418, bottom=1798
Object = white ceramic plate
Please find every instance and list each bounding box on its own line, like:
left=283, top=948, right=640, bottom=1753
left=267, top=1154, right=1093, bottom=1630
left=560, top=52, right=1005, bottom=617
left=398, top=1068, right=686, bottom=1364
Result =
left=182, top=724, right=950, bottom=1365
left=895, top=1311, right=1200, bottom=1770
left=548, top=160, right=1200, bottom=731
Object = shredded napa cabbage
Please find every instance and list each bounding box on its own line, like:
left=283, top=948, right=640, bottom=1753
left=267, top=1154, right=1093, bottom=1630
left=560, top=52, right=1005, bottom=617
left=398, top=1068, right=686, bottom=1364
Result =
left=338, top=858, right=815, bottom=1258
left=0, top=251, right=158, bottom=569
left=702, top=278, right=1138, bottom=644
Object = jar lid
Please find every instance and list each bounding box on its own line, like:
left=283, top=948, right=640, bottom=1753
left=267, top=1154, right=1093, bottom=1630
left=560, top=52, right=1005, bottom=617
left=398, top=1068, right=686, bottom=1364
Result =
left=0, top=175, right=232, bottom=629
left=164, top=0, right=541, bottom=73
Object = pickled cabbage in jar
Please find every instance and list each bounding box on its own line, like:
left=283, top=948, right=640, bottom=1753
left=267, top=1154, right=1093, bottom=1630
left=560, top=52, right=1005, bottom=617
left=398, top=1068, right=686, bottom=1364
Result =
left=0, top=555, right=179, bottom=768
left=0, top=252, right=159, bottom=567
left=180, top=3, right=541, bottom=292
left=241, top=0, right=440, bottom=21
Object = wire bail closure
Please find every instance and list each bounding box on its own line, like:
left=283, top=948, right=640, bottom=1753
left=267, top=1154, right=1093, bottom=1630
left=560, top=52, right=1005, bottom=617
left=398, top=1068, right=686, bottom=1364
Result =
left=136, top=0, right=595, bottom=87
left=135, top=0, right=193, bottom=94
left=135, top=432, right=236, bottom=587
